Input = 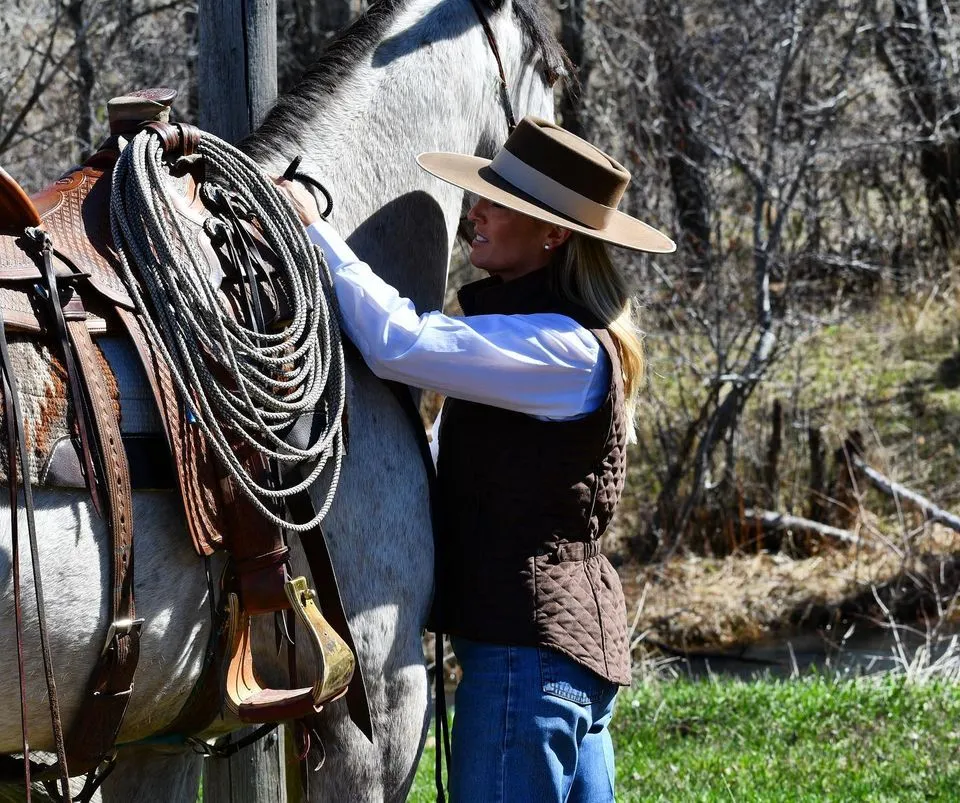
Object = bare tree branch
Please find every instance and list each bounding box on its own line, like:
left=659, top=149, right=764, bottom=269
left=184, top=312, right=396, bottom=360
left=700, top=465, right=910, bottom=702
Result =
left=744, top=507, right=859, bottom=544
left=851, top=454, right=960, bottom=533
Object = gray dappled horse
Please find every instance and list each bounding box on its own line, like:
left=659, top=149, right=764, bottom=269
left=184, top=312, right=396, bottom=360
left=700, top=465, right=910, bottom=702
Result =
left=0, top=0, right=562, bottom=800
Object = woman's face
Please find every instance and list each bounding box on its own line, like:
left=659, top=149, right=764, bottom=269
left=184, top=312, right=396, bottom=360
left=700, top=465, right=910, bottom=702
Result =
left=466, top=198, right=567, bottom=281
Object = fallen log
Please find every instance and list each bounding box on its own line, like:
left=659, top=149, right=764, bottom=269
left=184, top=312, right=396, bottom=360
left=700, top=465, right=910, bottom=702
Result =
left=850, top=454, right=960, bottom=533
left=744, top=508, right=858, bottom=544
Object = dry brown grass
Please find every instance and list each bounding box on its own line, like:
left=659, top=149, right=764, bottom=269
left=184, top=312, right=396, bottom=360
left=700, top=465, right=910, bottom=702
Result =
left=619, top=520, right=960, bottom=653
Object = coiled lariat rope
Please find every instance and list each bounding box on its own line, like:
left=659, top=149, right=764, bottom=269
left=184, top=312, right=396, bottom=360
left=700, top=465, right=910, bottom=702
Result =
left=110, top=127, right=345, bottom=531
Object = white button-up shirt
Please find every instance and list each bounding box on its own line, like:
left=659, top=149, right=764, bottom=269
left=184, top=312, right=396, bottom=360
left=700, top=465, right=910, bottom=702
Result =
left=307, top=220, right=610, bottom=422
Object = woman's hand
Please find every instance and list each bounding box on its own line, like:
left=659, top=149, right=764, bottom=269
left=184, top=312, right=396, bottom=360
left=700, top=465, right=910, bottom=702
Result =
left=273, top=177, right=322, bottom=227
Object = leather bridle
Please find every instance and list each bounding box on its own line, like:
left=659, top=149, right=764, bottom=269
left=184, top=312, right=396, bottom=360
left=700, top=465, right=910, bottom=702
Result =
left=467, top=0, right=517, bottom=133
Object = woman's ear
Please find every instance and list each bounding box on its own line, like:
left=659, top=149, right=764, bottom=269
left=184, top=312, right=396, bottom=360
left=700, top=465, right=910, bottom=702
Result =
left=544, top=226, right=572, bottom=250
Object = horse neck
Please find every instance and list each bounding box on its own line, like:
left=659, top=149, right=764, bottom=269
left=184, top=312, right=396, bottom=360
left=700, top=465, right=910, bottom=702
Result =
left=252, top=0, right=520, bottom=313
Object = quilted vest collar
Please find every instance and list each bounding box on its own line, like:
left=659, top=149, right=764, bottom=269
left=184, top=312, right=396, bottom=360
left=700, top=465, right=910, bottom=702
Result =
left=458, top=265, right=556, bottom=316
left=458, top=264, right=605, bottom=329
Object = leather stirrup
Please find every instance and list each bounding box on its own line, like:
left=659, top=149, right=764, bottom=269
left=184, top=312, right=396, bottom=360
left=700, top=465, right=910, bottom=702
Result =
left=224, top=577, right=355, bottom=722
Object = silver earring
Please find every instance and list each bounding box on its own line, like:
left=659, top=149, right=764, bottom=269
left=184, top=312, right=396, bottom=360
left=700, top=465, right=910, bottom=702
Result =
left=543, top=244, right=550, bottom=250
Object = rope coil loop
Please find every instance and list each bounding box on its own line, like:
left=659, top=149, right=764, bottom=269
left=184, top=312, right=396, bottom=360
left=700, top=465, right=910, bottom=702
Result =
left=110, top=126, right=346, bottom=531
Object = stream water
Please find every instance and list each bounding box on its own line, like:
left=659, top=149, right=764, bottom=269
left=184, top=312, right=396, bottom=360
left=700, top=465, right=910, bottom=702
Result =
left=660, top=623, right=960, bottom=680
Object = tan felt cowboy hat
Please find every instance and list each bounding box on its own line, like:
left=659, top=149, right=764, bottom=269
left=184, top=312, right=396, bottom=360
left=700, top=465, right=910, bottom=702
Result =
left=417, top=116, right=676, bottom=253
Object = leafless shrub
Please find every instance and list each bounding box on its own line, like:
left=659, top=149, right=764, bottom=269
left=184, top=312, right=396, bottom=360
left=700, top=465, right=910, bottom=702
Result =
left=557, top=0, right=960, bottom=560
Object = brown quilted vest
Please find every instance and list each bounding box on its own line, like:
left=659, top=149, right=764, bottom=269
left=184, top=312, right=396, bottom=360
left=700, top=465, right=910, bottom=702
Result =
left=435, top=265, right=631, bottom=685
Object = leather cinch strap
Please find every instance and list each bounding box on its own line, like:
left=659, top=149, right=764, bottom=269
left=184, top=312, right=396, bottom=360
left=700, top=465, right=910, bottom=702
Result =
left=18, top=227, right=141, bottom=778
left=33, top=229, right=104, bottom=518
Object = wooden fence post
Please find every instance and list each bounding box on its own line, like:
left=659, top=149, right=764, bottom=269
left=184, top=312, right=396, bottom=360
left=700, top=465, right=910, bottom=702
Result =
left=202, top=727, right=289, bottom=803
left=198, top=0, right=278, bottom=141
left=196, top=1, right=285, bottom=800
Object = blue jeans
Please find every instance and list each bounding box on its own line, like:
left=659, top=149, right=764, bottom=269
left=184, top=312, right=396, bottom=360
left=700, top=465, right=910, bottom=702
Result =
left=449, top=637, right=618, bottom=803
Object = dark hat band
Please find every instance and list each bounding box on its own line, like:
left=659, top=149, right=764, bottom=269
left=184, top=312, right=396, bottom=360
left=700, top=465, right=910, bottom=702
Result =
left=488, top=147, right=617, bottom=229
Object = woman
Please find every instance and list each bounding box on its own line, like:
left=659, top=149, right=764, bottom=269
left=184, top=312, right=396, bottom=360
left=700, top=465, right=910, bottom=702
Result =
left=280, top=117, right=674, bottom=802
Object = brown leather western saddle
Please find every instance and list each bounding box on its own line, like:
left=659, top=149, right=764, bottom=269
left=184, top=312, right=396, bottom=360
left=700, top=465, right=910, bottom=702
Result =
left=0, top=88, right=369, bottom=790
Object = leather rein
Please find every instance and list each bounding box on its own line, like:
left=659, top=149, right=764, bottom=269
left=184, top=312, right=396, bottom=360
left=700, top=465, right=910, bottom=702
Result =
left=426, top=5, right=526, bottom=800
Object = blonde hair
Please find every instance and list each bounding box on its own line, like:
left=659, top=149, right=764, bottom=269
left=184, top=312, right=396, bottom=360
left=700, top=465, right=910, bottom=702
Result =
left=553, top=233, right=644, bottom=442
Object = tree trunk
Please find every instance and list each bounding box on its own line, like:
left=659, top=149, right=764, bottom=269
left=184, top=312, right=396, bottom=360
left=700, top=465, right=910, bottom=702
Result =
left=557, top=0, right=590, bottom=136
left=764, top=399, right=783, bottom=509
left=744, top=508, right=857, bottom=545
left=808, top=426, right=826, bottom=523
left=876, top=0, right=960, bottom=248
left=648, top=0, right=712, bottom=283
left=66, top=0, right=95, bottom=162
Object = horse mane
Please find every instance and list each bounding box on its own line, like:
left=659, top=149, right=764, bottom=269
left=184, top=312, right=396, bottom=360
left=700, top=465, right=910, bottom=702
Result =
left=246, top=0, right=569, bottom=158
left=509, top=0, right=571, bottom=85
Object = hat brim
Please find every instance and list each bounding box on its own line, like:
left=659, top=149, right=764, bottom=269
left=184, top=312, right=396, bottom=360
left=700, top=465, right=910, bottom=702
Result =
left=416, top=152, right=676, bottom=254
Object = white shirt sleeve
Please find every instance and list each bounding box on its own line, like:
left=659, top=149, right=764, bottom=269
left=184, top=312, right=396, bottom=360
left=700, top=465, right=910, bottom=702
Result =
left=307, top=220, right=610, bottom=420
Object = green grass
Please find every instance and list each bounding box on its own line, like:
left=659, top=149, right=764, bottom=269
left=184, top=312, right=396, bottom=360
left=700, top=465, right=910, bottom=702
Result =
left=408, top=675, right=960, bottom=801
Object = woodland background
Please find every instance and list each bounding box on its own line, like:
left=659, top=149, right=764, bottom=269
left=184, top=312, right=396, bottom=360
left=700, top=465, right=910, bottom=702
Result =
left=4, top=0, right=960, bottom=655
